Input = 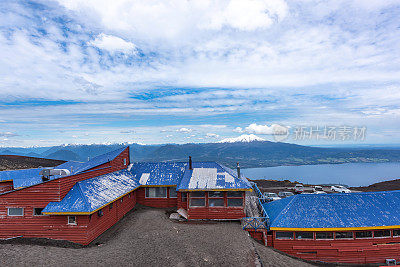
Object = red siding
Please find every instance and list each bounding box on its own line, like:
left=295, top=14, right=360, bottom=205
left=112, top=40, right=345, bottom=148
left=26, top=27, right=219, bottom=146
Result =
left=180, top=191, right=246, bottom=220
left=0, top=147, right=131, bottom=245
left=0, top=181, right=13, bottom=193
left=136, top=187, right=178, bottom=208
left=86, top=191, right=136, bottom=245
left=272, top=231, right=400, bottom=264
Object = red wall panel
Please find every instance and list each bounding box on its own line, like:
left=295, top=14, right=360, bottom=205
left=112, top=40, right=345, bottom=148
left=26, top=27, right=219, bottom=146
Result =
left=136, top=187, right=178, bottom=208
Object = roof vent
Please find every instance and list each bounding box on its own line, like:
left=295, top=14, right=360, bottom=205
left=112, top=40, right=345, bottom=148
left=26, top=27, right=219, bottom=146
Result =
left=236, top=162, right=241, bottom=179
left=39, top=168, right=71, bottom=182
left=189, top=156, right=192, bottom=170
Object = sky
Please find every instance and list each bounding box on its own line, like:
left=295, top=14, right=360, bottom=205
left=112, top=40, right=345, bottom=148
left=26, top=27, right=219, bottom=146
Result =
left=0, top=0, right=400, bottom=147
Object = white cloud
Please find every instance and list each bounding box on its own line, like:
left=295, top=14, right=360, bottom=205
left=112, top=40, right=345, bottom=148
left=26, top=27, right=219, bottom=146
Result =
left=233, top=127, right=244, bottom=133
left=176, top=127, right=193, bottom=133
left=89, top=33, right=136, bottom=53
left=245, top=123, right=289, bottom=135
left=206, top=133, right=219, bottom=138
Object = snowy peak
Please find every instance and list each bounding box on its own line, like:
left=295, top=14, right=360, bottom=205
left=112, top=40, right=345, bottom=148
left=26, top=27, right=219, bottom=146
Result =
left=218, top=134, right=266, bottom=143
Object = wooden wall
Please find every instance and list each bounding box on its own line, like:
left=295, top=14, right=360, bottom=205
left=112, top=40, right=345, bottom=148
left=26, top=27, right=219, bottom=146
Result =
left=136, top=187, right=178, bottom=208
left=272, top=231, right=400, bottom=264
left=0, top=147, right=131, bottom=244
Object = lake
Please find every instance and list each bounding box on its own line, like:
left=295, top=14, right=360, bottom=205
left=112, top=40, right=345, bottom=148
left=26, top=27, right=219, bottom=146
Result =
left=242, top=162, right=400, bottom=187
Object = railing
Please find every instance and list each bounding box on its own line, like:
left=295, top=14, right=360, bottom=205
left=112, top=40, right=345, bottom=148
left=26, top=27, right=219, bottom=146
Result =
left=248, top=182, right=270, bottom=229
left=242, top=217, right=269, bottom=231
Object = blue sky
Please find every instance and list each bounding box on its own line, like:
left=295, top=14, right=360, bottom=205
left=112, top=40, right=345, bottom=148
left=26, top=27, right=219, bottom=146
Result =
left=0, top=0, right=400, bottom=146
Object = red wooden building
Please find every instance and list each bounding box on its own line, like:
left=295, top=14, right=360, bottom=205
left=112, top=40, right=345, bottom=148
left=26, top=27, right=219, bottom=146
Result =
left=0, top=148, right=252, bottom=245
left=260, top=191, right=400, bottom=264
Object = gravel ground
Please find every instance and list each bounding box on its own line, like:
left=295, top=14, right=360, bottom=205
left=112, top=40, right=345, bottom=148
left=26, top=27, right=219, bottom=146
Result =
left=0, top=206, right=313, bottom=267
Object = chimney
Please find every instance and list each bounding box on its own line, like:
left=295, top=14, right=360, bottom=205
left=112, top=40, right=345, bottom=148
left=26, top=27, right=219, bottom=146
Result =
left=236, top=162, right=241, bottom=178
left=189, top=156, right=193, bottom=170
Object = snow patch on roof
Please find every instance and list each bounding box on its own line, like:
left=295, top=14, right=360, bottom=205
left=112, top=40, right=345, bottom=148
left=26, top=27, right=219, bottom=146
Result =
left=139, top=173, right=150, bottom=185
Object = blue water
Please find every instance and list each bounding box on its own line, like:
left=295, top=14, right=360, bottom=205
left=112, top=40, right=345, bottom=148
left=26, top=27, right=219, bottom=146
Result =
left=242, top=162, right=400, bottom=187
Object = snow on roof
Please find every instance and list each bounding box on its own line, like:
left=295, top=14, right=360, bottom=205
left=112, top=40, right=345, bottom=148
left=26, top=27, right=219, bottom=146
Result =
left=177, top=162, right=252, bottom=191
left=43, top=169, right=140, bottom=214
left=263, top=191, right=400, bottom=229
left=128, top=162, right=187, bottom=186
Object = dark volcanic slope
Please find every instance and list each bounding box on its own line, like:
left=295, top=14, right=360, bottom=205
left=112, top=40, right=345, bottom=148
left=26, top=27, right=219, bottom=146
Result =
left=0, top=155, right=65, bottom=171
left=352, top=179, right=400, bottom=192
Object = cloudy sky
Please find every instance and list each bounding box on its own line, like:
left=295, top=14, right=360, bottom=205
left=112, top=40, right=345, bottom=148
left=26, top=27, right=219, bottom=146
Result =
left=0, top=0, right=399, bottom=147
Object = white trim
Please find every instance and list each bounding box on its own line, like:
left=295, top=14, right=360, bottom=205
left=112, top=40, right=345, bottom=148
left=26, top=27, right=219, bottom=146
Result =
left=7, top=207, right=23, bottom=216
left=67, top=215, right=77, bottom=225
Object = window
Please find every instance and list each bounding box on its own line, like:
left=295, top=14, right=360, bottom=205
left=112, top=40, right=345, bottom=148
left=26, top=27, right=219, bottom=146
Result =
left=8, top=208, right=23, bottom=216
left=209, top=198, right=224, bottom=207
left=169, top=187, right=177, bottom=198
left=120, top=197, right=123, bottom=202
left=374, top=230, right=391, bottom=238
left=68, top=216, right=76, bottom=225
left=227, top=191, right=243, bottom=198
left=227, top=198, right=243, bottom=207
left=109, top=203, right=113, bottom=210
left=190, top=191, right=206, bottom=207
left=276, top=232, right=294, bottom=239
left=393, top=229, right=400, bottom=237
left=209, top=191, right=224, bottom=198
left=181, top=192, right=187, bottom=202
left=190, top=198, right=205, bottom=207
left=208, top=191, right=224, bottom=207
left=33, top=208, right=44, bottom=216
left=295, top=232, right=314, bottom=239
left=316, top=232, right=333, bottom=239
left=98, top=209, right=103, bottom=217
left=123, top=158, right=127, bottom=165
left=191, top=191, right=205, bottom=198
left=145, top=187, right=167, bottom=198
left=355, top=231, right=372, bottom=239
left=335, top=232, right=353, bottom=239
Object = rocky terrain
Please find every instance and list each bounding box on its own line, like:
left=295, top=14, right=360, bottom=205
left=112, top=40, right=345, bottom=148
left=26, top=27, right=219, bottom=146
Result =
left=0, top=155, right=65, bottom=171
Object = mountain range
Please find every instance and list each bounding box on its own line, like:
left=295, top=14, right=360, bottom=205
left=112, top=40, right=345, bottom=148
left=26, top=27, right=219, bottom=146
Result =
left=0, top=135, right=400, bottom=168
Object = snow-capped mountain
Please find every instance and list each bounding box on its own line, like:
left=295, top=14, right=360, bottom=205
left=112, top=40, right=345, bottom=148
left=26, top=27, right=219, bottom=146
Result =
left=218, top=134, right=266, bottom=143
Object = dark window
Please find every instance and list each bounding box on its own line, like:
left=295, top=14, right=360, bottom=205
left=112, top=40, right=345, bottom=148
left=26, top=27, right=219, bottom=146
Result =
left=8, top=208, right=23, bottom=216
left=295, top=232, right=314, bottom=239
left=145, top=187, right=167, bottom=198
left=227, top=198, right=243, bottom=207
left=209, top=191, right=224, bottom=198
left=227, top=191, right=243, bottom=197
left=33, top=208, right=44, bottom=216
left=190, top=198, right=205, bottom=207
left=191, top=191, right=205, bottom=198
left=68, top=216, right=76, bottom=225
left=169, top=187, right=177, bottom=198
left=393, top=229, right=400, bottom=237
left=355, top=231, right=372, bottom=239
left=335, top=232, right=353, bottom=239
left=276, top=232, right=293, bottom=239
left=109, top=203, right=113, bottom=210
left=316, top=232, right=333, bottom=239
left=98, top=209, right=104, bottom=217
left=181, top=193, right=187, bottom=202
left=209, top=198, right=224, bottom=207
left=374, top=230, right=391, bottom=238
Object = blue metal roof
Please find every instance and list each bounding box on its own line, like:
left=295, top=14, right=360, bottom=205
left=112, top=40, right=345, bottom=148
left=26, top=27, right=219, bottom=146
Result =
left=129, top=162, right=187, bottom=186
left=43, top=169, right=140, bottom=214
left=177, top=162, right=252, bottom=191
left=0, top=168, right=57, bottom=188
left=0, top=147, right=127, bottom=191
left=56, top=146, right=127, bottom=175
left=263, top=191, right=400, bottom=229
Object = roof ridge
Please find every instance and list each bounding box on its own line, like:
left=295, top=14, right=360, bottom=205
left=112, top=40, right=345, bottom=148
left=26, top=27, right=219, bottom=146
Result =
left=271, top=195, right=298, bottom=226
left=75, top=182, right=91, bottom=211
